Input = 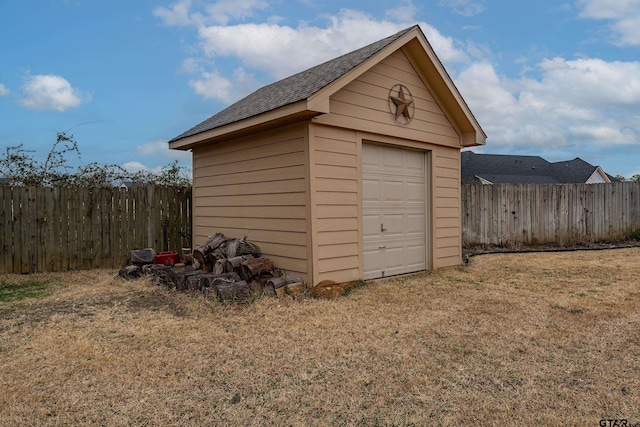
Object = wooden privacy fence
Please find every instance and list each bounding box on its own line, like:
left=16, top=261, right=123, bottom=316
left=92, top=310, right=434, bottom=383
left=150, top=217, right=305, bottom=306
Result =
left=462, top=182, right=640, bottom=246
left=0, top=185, right=192, bottom=274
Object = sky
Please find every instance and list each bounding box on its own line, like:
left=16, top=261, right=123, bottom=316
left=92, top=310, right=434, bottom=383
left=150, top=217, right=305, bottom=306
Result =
left=1, top=0, right=639, bottom=178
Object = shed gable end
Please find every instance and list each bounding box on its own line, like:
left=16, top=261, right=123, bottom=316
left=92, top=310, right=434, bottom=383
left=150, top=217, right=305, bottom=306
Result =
left=317, top=49, right=460, bottom=147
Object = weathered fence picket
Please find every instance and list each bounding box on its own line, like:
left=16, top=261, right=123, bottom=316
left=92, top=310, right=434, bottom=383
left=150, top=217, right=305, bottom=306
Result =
left=462, top=182, right=640, bottom=246
left=0, top=185, right=191, bottom=273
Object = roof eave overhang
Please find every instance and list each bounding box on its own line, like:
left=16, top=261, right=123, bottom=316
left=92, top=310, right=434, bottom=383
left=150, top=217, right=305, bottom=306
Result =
left=169, top=99, right=326, bottom=150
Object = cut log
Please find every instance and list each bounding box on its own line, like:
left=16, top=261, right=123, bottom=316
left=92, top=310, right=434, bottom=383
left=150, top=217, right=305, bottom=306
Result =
left=118, top=265, right=143, bottom=280
left=239, top=256, right=274, bottom=281
left=197, top=272, right=241, bottom=293
left=170, top=268, right=205, bottom=291
left=225, top=255, right=254, bottom=273
left=143, top=264, right=171, bottom=286
left=284, top=282, right=305, bottom=297
left=213, top=259, right=227, bottom=275
left=193, top=233, right=227, bottom=265
left=265, top=272, right=302, bottom=289
left=216, top=280, right=251, bottom=302
left=226, top=238, right=261, bottom=258
left=249, top=278, right=263, bottom=294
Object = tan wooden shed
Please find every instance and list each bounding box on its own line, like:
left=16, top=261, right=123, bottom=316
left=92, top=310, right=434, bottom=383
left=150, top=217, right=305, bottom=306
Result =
left=169, top=25, right=486, bottom=285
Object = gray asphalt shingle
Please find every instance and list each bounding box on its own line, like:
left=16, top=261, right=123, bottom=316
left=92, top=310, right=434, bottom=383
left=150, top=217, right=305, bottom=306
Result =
left=461, top=152, right=612, bottom=184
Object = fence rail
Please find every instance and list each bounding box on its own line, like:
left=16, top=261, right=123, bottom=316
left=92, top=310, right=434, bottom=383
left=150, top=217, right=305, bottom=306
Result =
left=462, top=182, right=640, bottom=246
left=0, top=185, right=191, bottom=274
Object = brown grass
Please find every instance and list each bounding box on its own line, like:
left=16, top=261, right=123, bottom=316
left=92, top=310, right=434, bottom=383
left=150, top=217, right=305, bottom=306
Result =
left=1, top=249, right=639, bottom=425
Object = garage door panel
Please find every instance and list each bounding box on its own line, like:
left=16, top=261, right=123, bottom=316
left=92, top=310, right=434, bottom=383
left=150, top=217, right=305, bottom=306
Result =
left=407, top=214, right=425, bottom=233
left=406, top=151, right=425, bottom=171
left=406, top=244, right=426, bottom=266
left=381, top=181, right=403, bottom=202
left=406, top=182, right=425, bottom=202
left=362, top=179, right=380, bottom=201
left=381, top=214, right=404, bottom=236
left=363, top=214, right=382, bottom=239
left=383, top=247, right=406, bottom=269
left=362, top=143, right=427, bottom=280
left=382, top=147, right=403, bottom=169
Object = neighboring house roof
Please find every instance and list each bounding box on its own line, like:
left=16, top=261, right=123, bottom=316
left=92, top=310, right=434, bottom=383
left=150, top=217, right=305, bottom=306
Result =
left=461, top=152, right=614, bottom=184
left=169, top=25, right=486, bottom=149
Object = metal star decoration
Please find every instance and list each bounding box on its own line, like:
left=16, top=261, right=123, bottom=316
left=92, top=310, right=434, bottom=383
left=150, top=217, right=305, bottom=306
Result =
left=389, top=84, right=414, bottom=123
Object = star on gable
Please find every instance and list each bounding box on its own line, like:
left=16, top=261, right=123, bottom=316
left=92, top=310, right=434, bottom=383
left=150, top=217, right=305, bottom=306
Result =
left=388, top=84, right=415, bottom=124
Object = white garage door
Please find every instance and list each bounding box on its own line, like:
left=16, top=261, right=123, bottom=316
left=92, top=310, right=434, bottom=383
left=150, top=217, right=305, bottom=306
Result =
left=362, top=143, right=427, bottom=280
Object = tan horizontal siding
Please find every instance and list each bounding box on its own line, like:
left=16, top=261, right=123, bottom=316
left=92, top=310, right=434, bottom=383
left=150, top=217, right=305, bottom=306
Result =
left=316, top=230, right=359, bottom=245
left=435, top=196, right=459, bottom=208
left=433, top=147, right=461, bottom=268
left=315, top=164, right=358, bottom=180
left=193, top=192, right=306, bottom=207
left=192, top=122, right=309, bottom=278
left=316, top=205, right=358, bottom=218
left=328, top=100, right=459, bottom=139
left=195, top=226, right=307, bottom=246
left=317, top=217, right=358, bottom=233
left=315, top=136, right=358, bottom=154
left=194, top=216, right=307, bottom=233
left=436, top=227, right=460, bottom=239
left=196, top=165, right=305, bottom=187
left=309, top=125, right=361, bottom=285
left=315, top=192, right=358, bottom=205
left=316, top=242, right=359, bottom=259
left=197, top=205, right=307, bottom=219
left=194, top=151, right=305, bottom=178
left=318, top=255, right=360, bottom=273
left=194, top=137, right=303, bottom=169
left=315, top=114, right=459, bottom=147
left=196, top=178, right=306, bottom=197
left=315, top=178, right=358, bottom=193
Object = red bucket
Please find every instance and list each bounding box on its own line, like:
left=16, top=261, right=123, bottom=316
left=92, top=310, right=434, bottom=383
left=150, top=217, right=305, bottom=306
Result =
left=154, top=251, right=179, bottom=265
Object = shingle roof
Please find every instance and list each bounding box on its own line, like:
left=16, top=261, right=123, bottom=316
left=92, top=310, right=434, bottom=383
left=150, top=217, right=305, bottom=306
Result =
left=461, top=152, right=611, bottom=184
left=170, top=25, right=417, bottom=143
left=549, top=158, right=598, bottom=183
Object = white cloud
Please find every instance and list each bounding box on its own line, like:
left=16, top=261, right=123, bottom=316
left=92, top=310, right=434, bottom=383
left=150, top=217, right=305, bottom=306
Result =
left=578, top=0, right=640, bottom=46
left=135, top=139, right=192, bottom=161
left=456, top=57, right=640, bottom=149
left=204, top=0, right=268, bottom=25
left=568, top=125, right=637, bottom=145
left=19, top=74, right=89, bottom=112
left=439, top=0, right=486, bottom=17
left=121, top=159, right=192, bottom=181
left=188, top=67, right=259, bottom=103
left=121, top=161, right=163, bottom=175
left=0, top=83, right=9, bottom=96
left=194, top=10, right=469, bottom=84
left=154, top=0, right=268, bottom=27
left=386, top=0, right=419, bottom=22
left=154, top=0, right=195, bottom=26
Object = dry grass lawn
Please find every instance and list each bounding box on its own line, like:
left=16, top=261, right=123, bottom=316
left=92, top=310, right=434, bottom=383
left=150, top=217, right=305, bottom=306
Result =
left=1, top=249, right=639, bottom=425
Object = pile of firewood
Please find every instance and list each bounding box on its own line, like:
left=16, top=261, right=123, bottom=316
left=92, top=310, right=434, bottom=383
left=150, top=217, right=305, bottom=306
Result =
left=119, top=232, right=303, bottom=302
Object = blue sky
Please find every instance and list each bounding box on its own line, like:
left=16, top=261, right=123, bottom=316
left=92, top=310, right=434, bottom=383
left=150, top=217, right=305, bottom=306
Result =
left=1, top=0, right=639, bottom=178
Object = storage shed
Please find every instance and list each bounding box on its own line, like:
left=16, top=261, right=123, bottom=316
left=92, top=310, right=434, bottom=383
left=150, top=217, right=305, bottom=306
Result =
left=169, top=25, right=486, bottom=285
